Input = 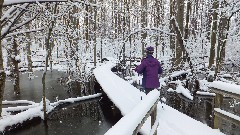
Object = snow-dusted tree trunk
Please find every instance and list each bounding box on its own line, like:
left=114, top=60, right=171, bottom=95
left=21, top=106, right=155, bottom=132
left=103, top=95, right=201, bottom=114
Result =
left=206, top=0, right=212, bottom=41
left=171, top=17, right=194, bottom=75
left=99, top=0, right=105, bottom=61
left=42, top=2, right=58, bottom=121
left=175, top=0, right=185, bottom=67
left=120, top=0, right=128, bottom=66
left=12, top=38, right=20, bottom=94
left=26, top=22, right=33, bottom=72
left=0, top=0, right=5, bottom=117
left=113, top=1, right=118, bottom=39
left=154, top=0, right=162, bottom=58
left=85, top=3, right=89, bottom=50
left=93, top=0, right=97, bottom=67
left=141, top=0, right=147, bottom=57
left=214, top=1, right=240, bottom=78
left=169, top=0, right=175, bottom=67
left=126, top=0, right=132, bottom=75
left=208, top=0, right=219, bottom=69
left=215, top=4, right=227, bottom=76
left=183, top=1, right=191, bottom=40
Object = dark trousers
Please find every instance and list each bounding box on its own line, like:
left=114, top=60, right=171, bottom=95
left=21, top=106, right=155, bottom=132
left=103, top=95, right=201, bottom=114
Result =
left=144, top=88, right=154, bottom=94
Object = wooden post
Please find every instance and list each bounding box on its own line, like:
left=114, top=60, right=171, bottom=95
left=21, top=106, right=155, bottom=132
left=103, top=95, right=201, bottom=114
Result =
left=214, top=93, right=223, bottom=129
left=151, top=105, right=157, bottom=135
left=132, top=100, right=159, bottom=135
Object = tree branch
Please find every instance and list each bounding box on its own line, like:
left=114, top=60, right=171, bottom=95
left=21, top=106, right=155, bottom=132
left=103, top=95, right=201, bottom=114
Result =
left=1, top=3, right=30, bottom=39
left=170, top=17, right=194, bottom=76
left=5, top=28, right=44, bottom=37
left=3, top=0, right=100, bottom=7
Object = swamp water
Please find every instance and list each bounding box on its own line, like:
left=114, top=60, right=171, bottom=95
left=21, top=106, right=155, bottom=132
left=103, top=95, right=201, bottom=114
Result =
left=2, top=70, right=122, bottom=135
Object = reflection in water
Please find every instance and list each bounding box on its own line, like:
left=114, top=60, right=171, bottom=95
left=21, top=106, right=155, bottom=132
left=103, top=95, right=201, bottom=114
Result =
left=6, top=98, right=120, bottom=135
left=3, top=70, right=122, bottom=135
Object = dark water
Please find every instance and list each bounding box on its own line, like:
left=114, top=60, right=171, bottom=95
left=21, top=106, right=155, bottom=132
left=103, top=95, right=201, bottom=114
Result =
left=2, top=70, right=122, bottom=135
left=3, top=98, right=121, bottom=135
left=4, top=70, right=70, bottom=102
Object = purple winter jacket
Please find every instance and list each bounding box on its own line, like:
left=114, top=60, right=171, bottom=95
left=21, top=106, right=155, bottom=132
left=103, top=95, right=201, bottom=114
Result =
left=135, top=55, right=163, bottom=89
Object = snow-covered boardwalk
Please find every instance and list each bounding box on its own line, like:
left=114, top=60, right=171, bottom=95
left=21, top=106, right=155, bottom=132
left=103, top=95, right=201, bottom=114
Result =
left=93, top=61, right=225, bottom=135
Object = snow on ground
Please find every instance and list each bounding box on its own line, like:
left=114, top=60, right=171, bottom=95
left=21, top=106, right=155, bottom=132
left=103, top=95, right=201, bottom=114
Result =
left=1, top=59, right=237, bottom=134
left=94, top=61, right=225, bottom=135
left=169, top=70, right=191, bottom=78
left=199, top=79, right=210, bottom=91
left=167, top=80, right=193, bottom=100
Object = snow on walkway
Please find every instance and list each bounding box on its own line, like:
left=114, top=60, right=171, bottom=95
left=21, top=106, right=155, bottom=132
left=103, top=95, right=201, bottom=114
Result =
left=93, top=61, right=225, bottom=135
left=93, top=61, right=144, bottom=115
left=157, top=104, right=224, bottom=135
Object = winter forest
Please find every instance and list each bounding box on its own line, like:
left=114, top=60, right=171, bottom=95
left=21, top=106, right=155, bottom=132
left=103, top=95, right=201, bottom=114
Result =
left=0, top=0, right=240, bottom=135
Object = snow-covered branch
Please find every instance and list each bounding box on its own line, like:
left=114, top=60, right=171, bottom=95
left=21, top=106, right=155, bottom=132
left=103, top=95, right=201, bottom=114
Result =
left=1, top=4, right=41, bottom=39
left=123, top=27, right=175, bottom=43
left=118, top=27, right=175, bottom=57
left=5, top=27, right=44, bottom=37
left=9, top=11, right=40, bottom=32
left=1, top=3, right=30, bottom=39
left=0, top=6, right=17, bottom=22
left=3, top=0, right=100, bottom=7
left=0, top=94, right=102, bottom=132
left=3, top=100, right=36, bottom=105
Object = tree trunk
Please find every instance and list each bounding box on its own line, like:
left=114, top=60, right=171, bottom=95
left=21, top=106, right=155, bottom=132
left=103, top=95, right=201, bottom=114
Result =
left=93, top=0, right=97, bottom=67
left=206, top=0, right=212, bottom=41
left=184, top=1, right=191, bottom=40
left=27, top=42, right=33, bottom=72
left=42, top=3, right=58, bottom=121
left=171, top=17, right=194, bottom=76
left=85, top=4, right=89, bottom=50
left=24, top=29, right=33, bottom=73
left=154, top=0, right=162, bottom=58
left=25, top=12, right=33, bottom=72
left=175, top=0, right=185, bottom=67
left=0, top=72, right=5, bottom=117
left=214, top=1, right=228, bottom=78
left=12, top=39, right=20, bottom=94
left=208, top=0, right=219, bottom=69
left=141, top=0, right=147, bottom=57
left=170, top=0, right=176, bottom=68
left=0, top=0, right=5, bottom=117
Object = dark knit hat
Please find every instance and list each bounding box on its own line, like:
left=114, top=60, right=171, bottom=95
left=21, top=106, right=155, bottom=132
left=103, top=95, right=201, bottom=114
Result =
left=146, top=46, right=154, bottom=54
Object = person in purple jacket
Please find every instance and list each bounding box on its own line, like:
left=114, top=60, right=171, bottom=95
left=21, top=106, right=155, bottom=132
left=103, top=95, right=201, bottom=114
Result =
left=135, top=46, right=163, bottom=94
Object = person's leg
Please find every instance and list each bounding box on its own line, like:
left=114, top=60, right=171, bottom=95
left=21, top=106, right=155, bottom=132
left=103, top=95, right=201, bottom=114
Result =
left=145, top=88, right=154, bottom=94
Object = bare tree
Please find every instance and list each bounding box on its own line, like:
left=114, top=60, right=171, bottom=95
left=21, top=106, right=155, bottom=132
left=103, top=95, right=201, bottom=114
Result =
left=12, top=38, right=20, bottom=94
left=42, top=2, right=58, bottom=121
left=0, top=0, right=5, bottom=117
left=214, top=0, right=240, bottom=77
left=141, top=0, right=147, bottom=57
left=208, top=0, right=219, bottom=69
left=175, top=0, right=185, bottom=67
left=169, top=0, right=176, bottom=67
